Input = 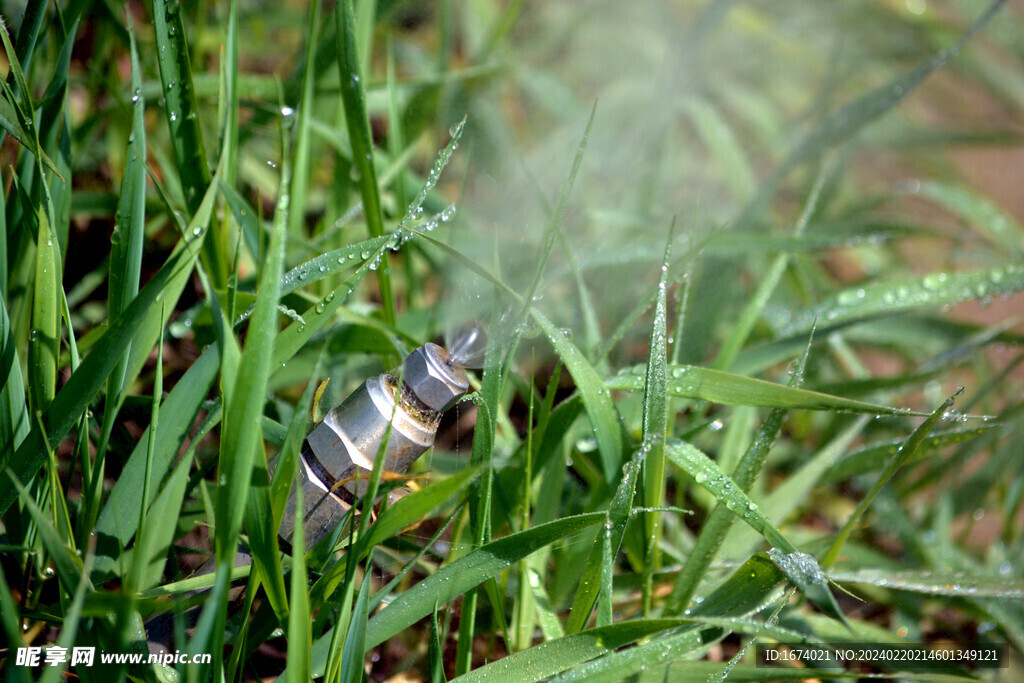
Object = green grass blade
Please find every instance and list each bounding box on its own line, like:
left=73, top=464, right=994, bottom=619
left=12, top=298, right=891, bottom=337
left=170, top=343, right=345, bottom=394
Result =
left=782, top=263, right=1024, bottom=337
left=666, top=440, right=793, bottom=550
left=105, top=20, right=146, bottom=399
left=152, top=0, right=224, bottom=285
left=451, top=619, right=689, bottom=683
left=362, top=513, right=605, bottom=651
left=823, top=425, right=997, bottom=484
left=828, top=568, right=1024, bottom=598
left=908, top=180, right=1024, bottom=255
left=822, top=391, right=961, bottom=568
left=336, top=0, right=395, bottom=326
left=287, top=0, right=320, bottom=239
left=566, top=451, right=644, bottom=634
left=607, top=364, right=921, bottom=415
left=640, top=226, right=673, bottom=614
left=207, top=126, right=292, bottom=673
left=339, top=573, right=372, bottom=683
left=28, top=206, right=60, bottom=412
left=92, top=348, right=218, bottom=573
left=0, top=226, right=205, bottom=516
left=284, top=474, right=311, bottom=683
left=534, top=309, right=623, bottom=483
left=0, top=295, right=29, bottom=455
left=665, top=441, right=846, bottom=624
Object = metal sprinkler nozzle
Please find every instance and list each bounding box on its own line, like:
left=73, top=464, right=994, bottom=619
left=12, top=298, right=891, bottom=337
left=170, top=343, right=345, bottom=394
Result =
left=279, top=343, right=469, bottom=550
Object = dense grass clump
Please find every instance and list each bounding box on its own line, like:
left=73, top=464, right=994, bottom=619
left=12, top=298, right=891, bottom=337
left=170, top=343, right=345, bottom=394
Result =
left=1, top=1, right=1023, bottom=681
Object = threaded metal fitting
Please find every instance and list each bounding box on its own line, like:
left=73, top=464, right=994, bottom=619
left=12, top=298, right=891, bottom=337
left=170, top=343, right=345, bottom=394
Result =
left=278, top=342, right=470, bottom=550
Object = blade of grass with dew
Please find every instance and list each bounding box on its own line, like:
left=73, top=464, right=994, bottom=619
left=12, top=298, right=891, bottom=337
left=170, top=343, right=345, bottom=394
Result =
left=286, top=0, right=320, bottom=240
left=192, top=140, right=291, bottom=678
left=452, top=619, right=691, bottom=683
left=284, top=471, right=311, bottom=683
left=5, top=472, right=87, bottom=597
left=336, top=0, right=394, bottom=326
left=822, top=390, right=964, bottom=569
left=104, top=20, right=146, bottom=403
left=781, top=263, right=1024, bottom=337
left=28, top=205, right=59, bottom=415
left=607, top=363, right=922, bottom=415
left=667, top=332, right=814, bottom=613
left=640, top=226, right=673, bottom=616
left=360, top=513, right=606, bottom=651
left=551, top=614, right=824, bottom=683
left=565, top=450, right=644, bottom=634
left=338, top=573, right=371, bottom=683
left=0, top=562, right=30, bottom=683
left=152, top=0, right=224, bottom=286
left=665, top=441, right=847, bottom=623
left=827, top=568, right=1024, bottom=598
left=823, top=425, right=998, bottom=484
left=718, top=417, right=870, bottom=562
left=534, top=309, right=623, bottom=484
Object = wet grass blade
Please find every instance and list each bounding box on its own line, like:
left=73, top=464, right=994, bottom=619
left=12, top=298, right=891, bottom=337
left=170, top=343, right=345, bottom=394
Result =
left=822, top=391, right=962, bottom=568
left=28, top=206, right=59, bottom=412
left=336, top=0, right=395, bottom=326
left=363, top=513, right=605, bottom=650
left=534, top=309, right=623, bottom=483
left=206, top=131, right=291, bottom=674
left=607, top=364, right=922, bottom=415
left=640, top=226, right=673, bottom=614
left=828, top=568, right=1024, bottom=598
left=284, top=475, right=311, bottom=683
left=152, top=0, right=224, bottom=285
left=451, top=619, right=689, bottom=683
left=782, top=263, right=1024, bottom=337
left=566, top=452, right=644, bottom=634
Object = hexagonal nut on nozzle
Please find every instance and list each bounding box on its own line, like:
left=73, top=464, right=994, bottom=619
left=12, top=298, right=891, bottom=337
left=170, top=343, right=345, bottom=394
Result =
left=404, top=342, right=469, bottom=412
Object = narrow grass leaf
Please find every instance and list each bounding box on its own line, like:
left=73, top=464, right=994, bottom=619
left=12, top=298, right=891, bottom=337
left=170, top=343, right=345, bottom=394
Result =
left=284, top=476, right=311, bottom=683
left=608, top=364, right=921, bottom=415
left=0, top=563, right=30, bottom=683
left=640, top=227, right=672, bottom=614
left=665, top=441, right=793, bottom=549
left=336, top=0, right=394, bottom=325
left=566, top=451, right=644, bottom=634
left=29, top=206, right=60, bottom=412
left=364, top=513, right=605, bottom=650
left=534, top=309, right=623, bottom=483
left=452, top=619, right=689, bottom=683
left=823, top=426, right=997, bottom=484
left=908, top=180, right=1024, bottom=255
left=823, top=392, right=960, bottom=569
left=828, top=569, right=1024, bottom=598
left=92, top=349, right=218, bottom=571
left=211, top=141, right=291, bottom=670
left=782, top=263, right=1024, bottom=337
left=106, top=23, right=147, bottom=402
left=5, top=472, right=86, bottom=596
left=339, top=574, right=372, bottom=683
